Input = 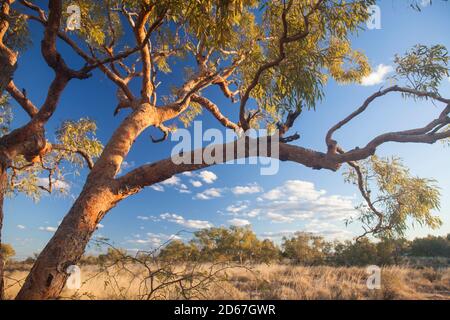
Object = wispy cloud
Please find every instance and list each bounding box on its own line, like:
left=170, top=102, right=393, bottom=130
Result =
left=150, top=184, right=164, bottom=192
left=127, top=232, right=182, bottom=247
left=37, top=178, right=70, bottom=192
left=360, top=64, right=393, bottom=86
left=152, top=176, right=191, bottom=194
left=161, top=176, right=181, bottom=186
left=231, top=183, right=263, bottom=195
left=226, top=202, right=249, bottom=214
left=256, top=180, right=357, bottom=223
left=195, top=183, right=262, bottom=200
left=194, top=188, right=224, bottom=200
left=160, top=213, right=213, bottom=229
left=17, top=224, right=26, bottom=230
left=260, top=230, right=297, bottom=238
left=150, top=170, right=218, bottom=194
left=223, top=180, right=358, bottom=238
left=303, top=220, right=353, bottom=240
left=190, top=180, right=203, bottom=187
left=228, top=218, right=251, bottom=227
left=118, top=160, right=135, bottom=174
left=198, top=171, right=218, bottom=184
left=137, top=215, right=160, bottom=222
left=39, top=226, right=57, bottom=233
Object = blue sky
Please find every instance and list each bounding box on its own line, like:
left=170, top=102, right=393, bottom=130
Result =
left=3, top=1, right=450, bottom=259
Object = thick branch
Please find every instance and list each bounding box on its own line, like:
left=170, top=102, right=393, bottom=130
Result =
left=33, top=72, right=69, bottom=124
left=5, top=81, right=38, bottom=117
left=116, top=137, right=338, bottom=195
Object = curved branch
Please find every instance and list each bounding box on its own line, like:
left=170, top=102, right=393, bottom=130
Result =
left=150, top=124, right=171, bottom=143
left=326, top=85, right=450, bottom=154
left=334, top=106, right=450, bottom=163
left=51, top=144, right=95, bottom=170
left=345, top=160, right=385, bottom=238
left=115, top=137, right=339, bottom=196
left=239, top=0, right=316, bottom=130
left=191, top=95, right=240, bottom=132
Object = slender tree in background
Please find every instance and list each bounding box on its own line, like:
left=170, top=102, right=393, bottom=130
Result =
left=0, top=0, right=447, bottom=299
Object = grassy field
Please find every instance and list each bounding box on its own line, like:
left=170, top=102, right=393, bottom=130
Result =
left=4, top=264, right=450, bottom=300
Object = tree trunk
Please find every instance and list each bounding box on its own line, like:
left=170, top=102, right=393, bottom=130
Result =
left=15, top=181, right=120, bottom=300
left=0, top=161, right=8, bottom=300
left=16, top=103, right=158, bottom=300
left=0, top=0, right=17, bottom=96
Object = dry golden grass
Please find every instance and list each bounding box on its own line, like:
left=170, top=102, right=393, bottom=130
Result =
left=4, top=264, right=450, bottom=300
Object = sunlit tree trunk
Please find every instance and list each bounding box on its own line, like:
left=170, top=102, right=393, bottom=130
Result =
left=0, top=162, right=8, bottom=300
left=15, top=180, right=119, bottom=300
left=0, top=0, right=17, bottom=95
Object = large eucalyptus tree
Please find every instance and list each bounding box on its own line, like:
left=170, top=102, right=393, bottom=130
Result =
left=0, top=0, right=448, bottom=299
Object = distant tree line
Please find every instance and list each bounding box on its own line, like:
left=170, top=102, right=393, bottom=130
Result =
left=3, top=228, right=450, bottom=267
left=155, top=227, right=450, bottom=267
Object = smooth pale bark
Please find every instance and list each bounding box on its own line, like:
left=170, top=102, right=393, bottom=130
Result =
left=16, top=103, right=158, bottom=300
left=16, top=180, right=120, bottom=300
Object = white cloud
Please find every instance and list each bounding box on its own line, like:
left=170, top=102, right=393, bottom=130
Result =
left=245, top=209, right=261, bottom=218
left=231, top=184, right=263, bottom=195
left=157, top=176, right=192, bottom=194
left=360, top=64, right=393, bottom=86
left=194, top=188, right=223, bottom=200
left=228, top=218, right=251, bottom=227
left=182, top=172, right=194, bottom=177
left=266, top=212, right=294, bottom=223
left=227, top=180, right=357, bottom=226
left=260, top=230, right=296, bottom=238
left=151, top=184, right=164, bottom=192
left=39, top=226, right=57, bottom=233
left=190, top=180, right=203, bottom=187
left=261, top=180, right=324, bottom=202
left=161, top=176, right=181, bottom=186
left=304, top=220, right=353, bottom=240
left=17, top=224, right=26, bottom=230
left=160, top=213, right=213, bottom=229
left=128, top=232, right=184, bottom=247
left=118, top=161, right=135, bottom=174
left=97, top=224, right=104, bottom=229
left=137, top=215, right=160, bottom=222
left=198, top=171, right=217, bottom=184
left=128, top=237, right=162, bottom=247
left=37, top=178, right=70, bottom=192
left=226, top=203, right=248, bottom=214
